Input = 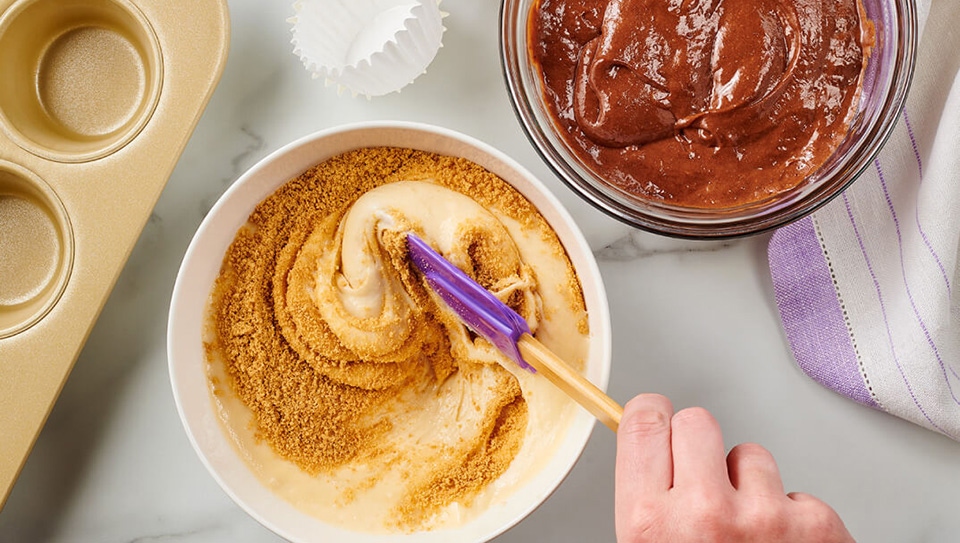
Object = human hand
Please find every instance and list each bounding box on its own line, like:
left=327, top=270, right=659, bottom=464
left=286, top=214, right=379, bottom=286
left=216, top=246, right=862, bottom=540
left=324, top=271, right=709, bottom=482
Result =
left=615, top=394, right=855, bottom=543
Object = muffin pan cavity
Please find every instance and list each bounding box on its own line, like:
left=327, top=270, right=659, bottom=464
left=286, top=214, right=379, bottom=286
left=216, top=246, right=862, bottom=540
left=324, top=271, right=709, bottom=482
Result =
left=0, top=0, right=228, bottom=510
left=0, top=0, right=162, bottom=162
left=0, top=162, right=73, bottom=338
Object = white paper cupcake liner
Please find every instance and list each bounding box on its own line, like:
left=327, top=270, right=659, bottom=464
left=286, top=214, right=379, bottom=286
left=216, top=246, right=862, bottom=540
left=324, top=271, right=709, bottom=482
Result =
left=290, top=0, right=446, bottom=97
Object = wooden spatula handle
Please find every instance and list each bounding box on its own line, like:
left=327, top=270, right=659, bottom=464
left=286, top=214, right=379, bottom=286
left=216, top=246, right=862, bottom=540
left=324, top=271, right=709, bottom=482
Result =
left=518, top=334, right=622, bottom=432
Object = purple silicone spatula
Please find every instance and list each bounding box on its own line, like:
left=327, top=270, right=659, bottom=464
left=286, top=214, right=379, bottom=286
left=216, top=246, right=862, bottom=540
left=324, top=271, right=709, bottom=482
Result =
left=407, top=232, right=622, bottom=432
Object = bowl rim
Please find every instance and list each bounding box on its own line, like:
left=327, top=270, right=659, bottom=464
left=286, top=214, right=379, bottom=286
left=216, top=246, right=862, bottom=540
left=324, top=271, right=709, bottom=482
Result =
left=499, top=0, right=919, bottom=239
left=167, top=120, right=612, bottom=543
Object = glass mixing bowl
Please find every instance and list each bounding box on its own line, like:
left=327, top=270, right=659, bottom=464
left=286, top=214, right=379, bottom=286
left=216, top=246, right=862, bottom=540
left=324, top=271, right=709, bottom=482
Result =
left=501, top=0, right=918, bottom=238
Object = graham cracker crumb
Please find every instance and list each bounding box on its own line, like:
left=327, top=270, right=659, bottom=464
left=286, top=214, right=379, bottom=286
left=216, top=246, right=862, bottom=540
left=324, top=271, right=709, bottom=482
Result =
left=205, top=147, right=586, bottom=531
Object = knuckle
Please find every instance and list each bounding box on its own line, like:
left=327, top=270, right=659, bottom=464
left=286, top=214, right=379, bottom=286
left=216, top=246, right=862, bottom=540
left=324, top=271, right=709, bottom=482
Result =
left=729, top=442, right=777, bottom=467
left=804, top=501, right=845, bottom=534
left=616, top=500, right=666, bottom=543
left=789, top=494, right=851, bottom=538
left=737, top=496, right=789, bottom=537
left=685, top=489, right=734, bottom=529
left=730, top=442, right=772, bottom=458
left=625, top=392, right=672, bottom=409
left=671, top=406, right=715, bottom=428
left=624, top=394, right=673, bottom=416
left=623, top=408, right=671, bottom=437
left=622, top=395, right=672, bottom=437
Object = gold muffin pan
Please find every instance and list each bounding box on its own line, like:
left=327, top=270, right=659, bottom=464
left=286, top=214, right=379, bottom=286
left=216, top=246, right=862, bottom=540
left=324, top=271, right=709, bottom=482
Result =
left=0, top=0, right=229, bottom=506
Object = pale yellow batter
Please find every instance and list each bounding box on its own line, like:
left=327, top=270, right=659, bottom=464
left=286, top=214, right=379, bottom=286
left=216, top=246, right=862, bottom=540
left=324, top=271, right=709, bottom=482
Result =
left=205, top=148, right=589, bottom=533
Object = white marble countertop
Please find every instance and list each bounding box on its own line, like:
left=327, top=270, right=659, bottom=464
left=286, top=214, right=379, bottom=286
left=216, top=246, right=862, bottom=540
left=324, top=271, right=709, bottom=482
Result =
left=3, top=1, right=960, bottom=541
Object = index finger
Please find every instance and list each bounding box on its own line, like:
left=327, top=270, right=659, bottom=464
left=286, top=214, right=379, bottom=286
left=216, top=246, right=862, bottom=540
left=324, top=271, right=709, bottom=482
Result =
left=615, top=393, right=675, bottom=507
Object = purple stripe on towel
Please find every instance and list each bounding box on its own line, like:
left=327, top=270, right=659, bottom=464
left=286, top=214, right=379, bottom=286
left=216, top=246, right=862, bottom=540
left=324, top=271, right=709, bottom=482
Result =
left=903, top=111, right=952, bottom=294
left=903, top=111, right=923, bottom=179
left=874, top=159, right=960, bottom=388
left=842, top=190, right=952, bottom=437
left=768, top=217, right=878, bottom=408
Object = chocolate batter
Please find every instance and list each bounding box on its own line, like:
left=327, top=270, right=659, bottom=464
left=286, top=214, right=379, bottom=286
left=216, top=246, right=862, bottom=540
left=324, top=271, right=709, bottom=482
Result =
left=531, top=0, right=873, bottom=208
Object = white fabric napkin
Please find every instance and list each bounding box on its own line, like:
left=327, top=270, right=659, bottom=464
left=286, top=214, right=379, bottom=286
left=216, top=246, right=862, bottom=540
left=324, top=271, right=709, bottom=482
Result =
left=767, top=0, right=960, bottom=440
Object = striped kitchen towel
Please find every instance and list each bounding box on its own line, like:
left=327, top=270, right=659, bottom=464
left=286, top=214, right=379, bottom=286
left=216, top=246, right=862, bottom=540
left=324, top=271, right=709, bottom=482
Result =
left=767, top=0, right=960, bottom=440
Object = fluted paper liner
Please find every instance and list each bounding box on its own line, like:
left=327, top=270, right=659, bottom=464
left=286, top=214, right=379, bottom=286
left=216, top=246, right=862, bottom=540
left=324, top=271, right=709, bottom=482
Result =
left=291, top=0, right=445, bottom=97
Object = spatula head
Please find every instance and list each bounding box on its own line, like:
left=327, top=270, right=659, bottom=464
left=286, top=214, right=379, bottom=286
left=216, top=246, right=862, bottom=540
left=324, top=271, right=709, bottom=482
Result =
left=406, top=232, right=535, bottom=372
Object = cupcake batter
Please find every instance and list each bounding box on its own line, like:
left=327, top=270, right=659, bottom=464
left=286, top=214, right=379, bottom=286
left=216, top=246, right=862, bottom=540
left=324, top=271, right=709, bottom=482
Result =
left=205, top=148, right=589, bottom=532
left=531, top=0, right=873, bottom=208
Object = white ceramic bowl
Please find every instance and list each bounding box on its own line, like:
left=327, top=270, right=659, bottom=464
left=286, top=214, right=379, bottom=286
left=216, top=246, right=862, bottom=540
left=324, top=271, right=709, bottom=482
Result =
left=168, top=121, right=612, bottom=543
